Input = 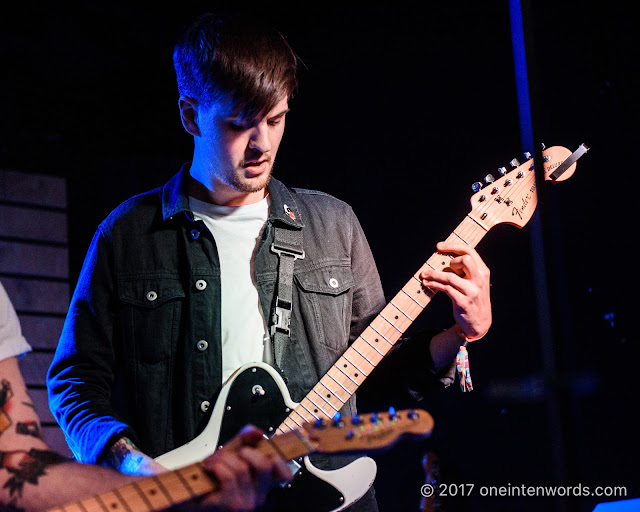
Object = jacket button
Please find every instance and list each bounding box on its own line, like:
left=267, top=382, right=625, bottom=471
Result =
left=200, top=400, right=210, bottom=412
left=146, top=291, right=158, bottom=301
left=195, top=279, right=207, bottom=291
left=329, top=278, right=339, bottom=288
left=196, top=340, right=209, bottom=352
left=190, top=229, right=200, bottom=239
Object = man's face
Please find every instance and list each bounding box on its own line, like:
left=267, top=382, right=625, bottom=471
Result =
left=192, top=96, right=289, bottom=205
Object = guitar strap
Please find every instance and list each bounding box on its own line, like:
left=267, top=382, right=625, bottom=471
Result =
left=267, top=225, right=305, bottom=368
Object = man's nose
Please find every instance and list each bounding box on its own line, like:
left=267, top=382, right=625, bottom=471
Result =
left=248, top=123, right=271, bottom=153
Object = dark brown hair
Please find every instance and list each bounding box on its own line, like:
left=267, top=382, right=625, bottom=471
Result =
left=173, top=12, right=298, bottom=121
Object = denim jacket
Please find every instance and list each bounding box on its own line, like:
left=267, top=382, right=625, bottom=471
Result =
left=47, top=166, right=450, bottom=464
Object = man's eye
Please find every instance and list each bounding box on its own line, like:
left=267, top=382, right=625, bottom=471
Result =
left=268, top=117, right=283, bottom=126
left=228, top=122, right=246, bottom=131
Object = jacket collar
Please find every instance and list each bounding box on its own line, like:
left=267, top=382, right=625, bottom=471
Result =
left=161, top=164, right=304, bottom=229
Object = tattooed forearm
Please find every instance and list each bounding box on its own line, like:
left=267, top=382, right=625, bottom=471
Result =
left=0, top=449, right=68, bottom=498
left=14, top=424, right=41, bottom=440
left=98, top=437, right=140, bottom=470
left=0, top=381, right=13, bottom=436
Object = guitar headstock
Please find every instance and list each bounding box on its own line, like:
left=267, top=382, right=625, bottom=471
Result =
left=468, top=144, right=587, bottom=230
left=305, top=408, right=433, bottom=454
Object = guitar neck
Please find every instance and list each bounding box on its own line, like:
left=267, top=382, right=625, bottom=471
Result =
left=46, top=436, right=307, bottom=512
left=276, top=215, right=488, bottom=434
left=48, top=410, right=432, bottom=512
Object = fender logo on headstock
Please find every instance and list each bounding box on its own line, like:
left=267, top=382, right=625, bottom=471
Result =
left=512, top=184, right=536, bottom=220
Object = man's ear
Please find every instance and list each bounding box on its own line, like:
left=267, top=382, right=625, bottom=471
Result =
left=179, top=96, right=200, bottom=136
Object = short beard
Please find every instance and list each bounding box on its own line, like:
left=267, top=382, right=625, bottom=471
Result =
left=231, top=164, right=273, bottom=194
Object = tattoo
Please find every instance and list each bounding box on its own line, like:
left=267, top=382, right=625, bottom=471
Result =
left=0, top=449, right=68, bottom=498
left=0, top=381, right=13, bottom=436
left=15, top=423, right=41, bottom=440
left=100, top=436, right=139, bottom=470
left=0, top=501, right=25, bottom=512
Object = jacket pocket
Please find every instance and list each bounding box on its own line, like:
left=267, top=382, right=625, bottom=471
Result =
left=293, top=263, right=354, bottom=355
left=118, top=277, right=185, bottom=364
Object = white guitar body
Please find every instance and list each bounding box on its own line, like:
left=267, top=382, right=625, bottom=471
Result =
left=156, top=362, right=377, bottom=511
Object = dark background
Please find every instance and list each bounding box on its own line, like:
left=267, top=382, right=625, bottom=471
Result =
left=1, top=3, right=637, bottom=511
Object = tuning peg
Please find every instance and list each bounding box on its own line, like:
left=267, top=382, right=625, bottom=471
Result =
left=510, top=158, right=520, bottom=168
left=332, top=412, right=343, bottom=427
left=388, top=406, right=397, bottom=420
left=540, top=142, right=546, bottom=150
left=314, top=418, right=325, bottom=429
left=472, top=181, right=483, bottom=192
left=351, top=413, right=360, bottom=425
left=370, top=413, right=378, bottom=423
left=484, top=174, right=495, bottom=184
left=407, top=409, right=419, bottom=420
left=523, top=151, right=532, bottom=160
left=497, top=166, right=507, bottom=176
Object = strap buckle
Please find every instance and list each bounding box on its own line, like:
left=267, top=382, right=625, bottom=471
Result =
left=271, top=297, right=293, bottom=336
left=270, top=242, right=305, bottom=260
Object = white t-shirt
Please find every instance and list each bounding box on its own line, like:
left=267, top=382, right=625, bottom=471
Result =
left=189, top=196, right=270, bottom=383
left=0, top=282, right=32, bottom=363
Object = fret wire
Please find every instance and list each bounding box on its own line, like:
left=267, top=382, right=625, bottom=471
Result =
left=389, top=300, right=414, bottom=321
left=349, top=345, right=375, bottom=369
left=452, top=231, right=470, bottom=245
left=369, top=325, right=392, bottom=345
left=305, top=393, right=334, bottom=418
left=289, top=409, right=306, bottom=425
left=360, top=334, right=384, bottom=356
left=317, top=380, right=346, bottom=403
left=132, top=482, right=154, bottom=511
left=153, top=476, right=174, bottom=505
left=400, top=287, right=425, bottom=308
left=94, top=495, right=111, bottom=512
left=174, top=468, right=196, bottom=496
left=113, top=490, right=133, bottom=512
left=342, top=353, right=370, bottom=376
left=310, top=387, right=341, bottom=411
left=326, top=371, right=351, bottom=394
left=336, top=362, right=360, bottom=385
left=298, top=401, right=320, bottom=420
left=379, top=311, right=403, bottom=333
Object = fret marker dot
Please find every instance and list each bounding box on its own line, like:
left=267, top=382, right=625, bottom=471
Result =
left=395, top=315, right=398, bottom=319
left=355, top=373, right=359, bottom=378
left=375, top=339, right=379, bottom=342
left=327, top=394, right=331, bottom=398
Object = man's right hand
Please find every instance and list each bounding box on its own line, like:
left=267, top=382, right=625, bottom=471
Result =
left=197, top=425, right=293, bottom=511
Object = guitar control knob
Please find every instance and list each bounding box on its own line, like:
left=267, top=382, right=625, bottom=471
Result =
left=252, top=385, right=265, bottom=396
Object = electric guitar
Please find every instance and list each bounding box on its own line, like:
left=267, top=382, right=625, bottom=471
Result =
left=155, top=144, right=588, bottom=511
left=47, top=409, right=433, bottom=512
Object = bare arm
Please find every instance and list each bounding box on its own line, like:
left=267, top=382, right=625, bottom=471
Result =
left=1, top=356, right=290, bottom=512
left=0, top=356, right=139, bottom=512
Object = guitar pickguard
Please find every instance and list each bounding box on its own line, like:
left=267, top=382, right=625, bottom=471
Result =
left=156, top=363, right=375, bottom=511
